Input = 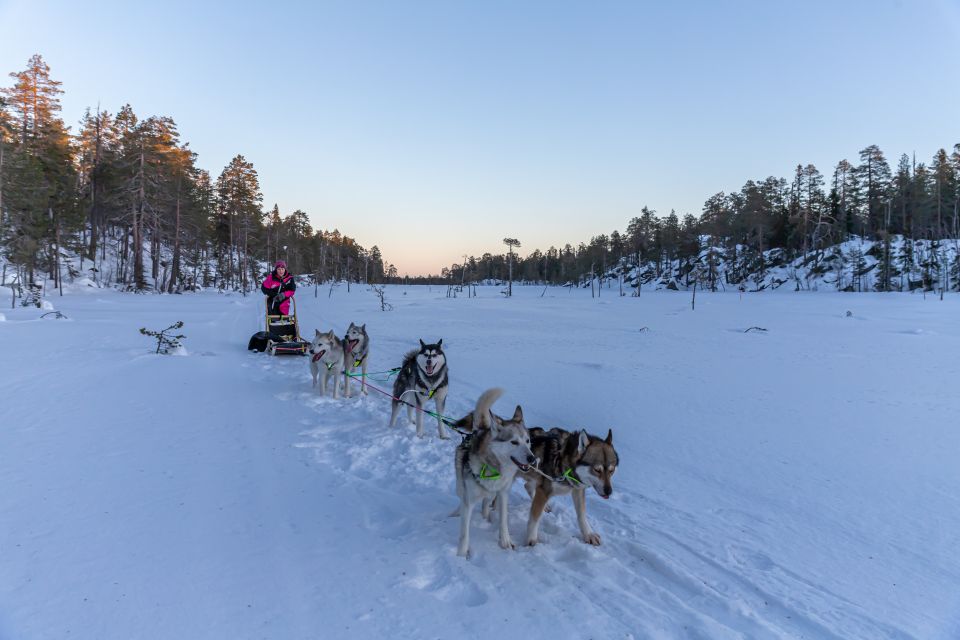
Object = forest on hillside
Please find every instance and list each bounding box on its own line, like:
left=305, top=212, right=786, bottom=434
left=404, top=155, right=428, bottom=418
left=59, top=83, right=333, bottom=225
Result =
left=437, top=148, right=960, bottom=292
left=0, top=55, right=391, bottom=298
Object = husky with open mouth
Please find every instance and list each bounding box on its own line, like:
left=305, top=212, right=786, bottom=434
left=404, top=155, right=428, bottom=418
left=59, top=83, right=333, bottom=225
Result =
left=388, top=339, right=449, bottom=439
left=341, top=322, right=370, bottom=398
left=453, top=388, right=537, bottom=558
left=308, top=329, right=345, bottom=398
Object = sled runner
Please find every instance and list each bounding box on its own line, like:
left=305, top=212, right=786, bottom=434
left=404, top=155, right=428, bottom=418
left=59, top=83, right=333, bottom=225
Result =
left=247, top=297, right=309, bottom=355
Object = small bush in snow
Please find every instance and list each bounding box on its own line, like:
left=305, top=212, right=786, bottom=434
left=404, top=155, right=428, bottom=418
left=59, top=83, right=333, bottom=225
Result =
left=372, top=286, right=393, bottom=311
left=140, top=321, right=186, bottom=354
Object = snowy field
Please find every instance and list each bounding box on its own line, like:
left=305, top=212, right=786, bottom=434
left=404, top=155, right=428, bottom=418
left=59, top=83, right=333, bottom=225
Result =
left=2, top=283, right=959, bottom=640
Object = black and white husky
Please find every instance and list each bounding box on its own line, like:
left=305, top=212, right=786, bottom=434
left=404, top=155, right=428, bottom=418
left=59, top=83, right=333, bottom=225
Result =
left=453, top=388, right=537, bottom=558
left=341, top=322, right=370, bottom=398
left=389, top=339, right=449, bottom=439
left=309, top=329, right=345, bottom=398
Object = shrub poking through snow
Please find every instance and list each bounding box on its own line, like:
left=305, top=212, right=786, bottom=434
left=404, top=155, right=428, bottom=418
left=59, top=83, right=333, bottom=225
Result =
left=372, top=285, right=393, bottom=311
left=140, top=321, right=186, bottom=354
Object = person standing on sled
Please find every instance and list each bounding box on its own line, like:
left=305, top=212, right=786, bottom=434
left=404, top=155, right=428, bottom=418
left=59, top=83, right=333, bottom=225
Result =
left=261, top=260, right=296, bottom=315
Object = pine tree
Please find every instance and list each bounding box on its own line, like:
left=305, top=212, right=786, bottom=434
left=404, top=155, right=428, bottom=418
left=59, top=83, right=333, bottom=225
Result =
left=215, top=155, right=263, bottom=290
left=931, top=149, right=956, bottom=240
left=0, top=55, right=76, bottom=287
left=3, top=55, right=63, bottom=144
left=857, top=145, right=892, bottom=236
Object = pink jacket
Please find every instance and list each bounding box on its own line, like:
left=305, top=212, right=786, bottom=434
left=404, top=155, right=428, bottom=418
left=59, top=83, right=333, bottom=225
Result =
left=261, top=270, right=295, bottom=315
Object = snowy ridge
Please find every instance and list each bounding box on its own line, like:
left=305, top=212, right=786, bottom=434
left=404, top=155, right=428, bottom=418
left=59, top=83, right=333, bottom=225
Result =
left=0, top=230, right=267, bottom=297
left=600, top=236, right=960, bottom=293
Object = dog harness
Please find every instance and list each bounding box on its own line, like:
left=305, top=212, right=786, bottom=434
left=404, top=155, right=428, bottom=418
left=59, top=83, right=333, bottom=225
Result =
left=350, top=351, right=367, bottom=369
left=562, top=468, right=583, bottom=486
left=475, top=463, right=501, bottom=481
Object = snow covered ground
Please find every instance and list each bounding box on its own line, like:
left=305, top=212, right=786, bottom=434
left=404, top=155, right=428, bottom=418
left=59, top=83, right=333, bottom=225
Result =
left=2, top=283, right=959, bottom=639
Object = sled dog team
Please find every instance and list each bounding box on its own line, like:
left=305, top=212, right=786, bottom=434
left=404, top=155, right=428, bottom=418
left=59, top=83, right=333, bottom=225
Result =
left=308, top=325, right=620, bottom=558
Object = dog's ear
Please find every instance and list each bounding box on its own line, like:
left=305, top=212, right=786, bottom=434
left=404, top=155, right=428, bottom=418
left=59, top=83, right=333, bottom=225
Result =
left=605, top=429, right=613, bottom=445
left=419, top=338, right=426, bottom=348
left=361, top=323, right=366, bottom=332
left=512, top=405, right=523, bottom=423
left=437, top=338, right=443, bottom=347
left=315, top=329, right=321, bottom=337
left=578, top=429, right=590, bottom=455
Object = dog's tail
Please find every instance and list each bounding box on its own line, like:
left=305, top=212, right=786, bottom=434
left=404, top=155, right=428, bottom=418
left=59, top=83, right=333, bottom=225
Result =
left=472, top=388, right=504, bottom=431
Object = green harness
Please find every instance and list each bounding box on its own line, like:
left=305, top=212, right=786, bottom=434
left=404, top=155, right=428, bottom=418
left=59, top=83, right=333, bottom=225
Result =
left=562, top=468, right=583, bottom=486
left=476, top=464, right=501, bottom=480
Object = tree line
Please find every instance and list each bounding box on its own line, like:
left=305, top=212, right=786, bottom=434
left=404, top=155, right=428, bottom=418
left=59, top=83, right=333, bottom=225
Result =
left=438, top=145, right=960, bottom=291
left=0, top=54, right=392, bottom=297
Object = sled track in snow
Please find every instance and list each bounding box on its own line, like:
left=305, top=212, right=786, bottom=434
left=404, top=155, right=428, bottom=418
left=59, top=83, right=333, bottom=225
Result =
left=243, top=349, right=913, bottom=640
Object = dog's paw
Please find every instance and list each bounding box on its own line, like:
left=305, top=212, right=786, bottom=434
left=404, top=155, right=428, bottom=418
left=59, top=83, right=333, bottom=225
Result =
left=582, top=532, right=602, bottom=546
left=499, top=538, right=516, bottom=551
left=544, top=504, right=553, bottom=514
left=438, top=432, right=450, bottom=440
left=526, top=537, right=538, bottom=547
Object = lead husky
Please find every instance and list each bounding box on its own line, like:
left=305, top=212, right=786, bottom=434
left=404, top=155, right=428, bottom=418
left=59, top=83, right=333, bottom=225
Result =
left=388, top=339, right=449, bottom=439
left=519, top=427, right=619, bottom=547
left=309, top=329, right=345, bottom=398
left=453, top=388, right=537, bottom=558
left=341, top=322, right=370, bottom=398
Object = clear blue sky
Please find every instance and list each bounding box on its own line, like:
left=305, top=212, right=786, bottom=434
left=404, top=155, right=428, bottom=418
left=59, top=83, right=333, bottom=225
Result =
left=2, top=0, right=958, bottom=275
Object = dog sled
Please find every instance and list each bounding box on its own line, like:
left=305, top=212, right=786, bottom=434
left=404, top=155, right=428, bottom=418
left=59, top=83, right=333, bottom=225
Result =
left=247, top=297, right=309, bottom=355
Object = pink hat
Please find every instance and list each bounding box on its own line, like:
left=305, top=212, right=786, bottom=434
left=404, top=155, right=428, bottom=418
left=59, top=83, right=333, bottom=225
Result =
left=274, top=260, right=287, bottom=269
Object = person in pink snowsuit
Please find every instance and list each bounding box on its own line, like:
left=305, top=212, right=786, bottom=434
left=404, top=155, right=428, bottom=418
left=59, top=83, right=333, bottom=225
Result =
left=261, top=260, right=296, bottom=315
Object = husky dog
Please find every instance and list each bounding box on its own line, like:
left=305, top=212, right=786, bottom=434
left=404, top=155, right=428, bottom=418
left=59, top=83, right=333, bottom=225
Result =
left=341, top=322, right=370, bottom=398
left=389, top=339, right=449, bottom=439
left=453, top=389, right=537, bottom=558
left=519, top=427, right=619, bottom=547
left=309, top=330, right=345, bottom=398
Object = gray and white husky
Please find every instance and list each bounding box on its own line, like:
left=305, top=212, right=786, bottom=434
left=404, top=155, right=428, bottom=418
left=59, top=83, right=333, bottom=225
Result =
left=341, top=322, right=370, bottom=398
left=389, top=339, right=449, bottom=439
left=309, top=329, right=345, bottom=398
left=453, top=388, right=537, bottom=558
